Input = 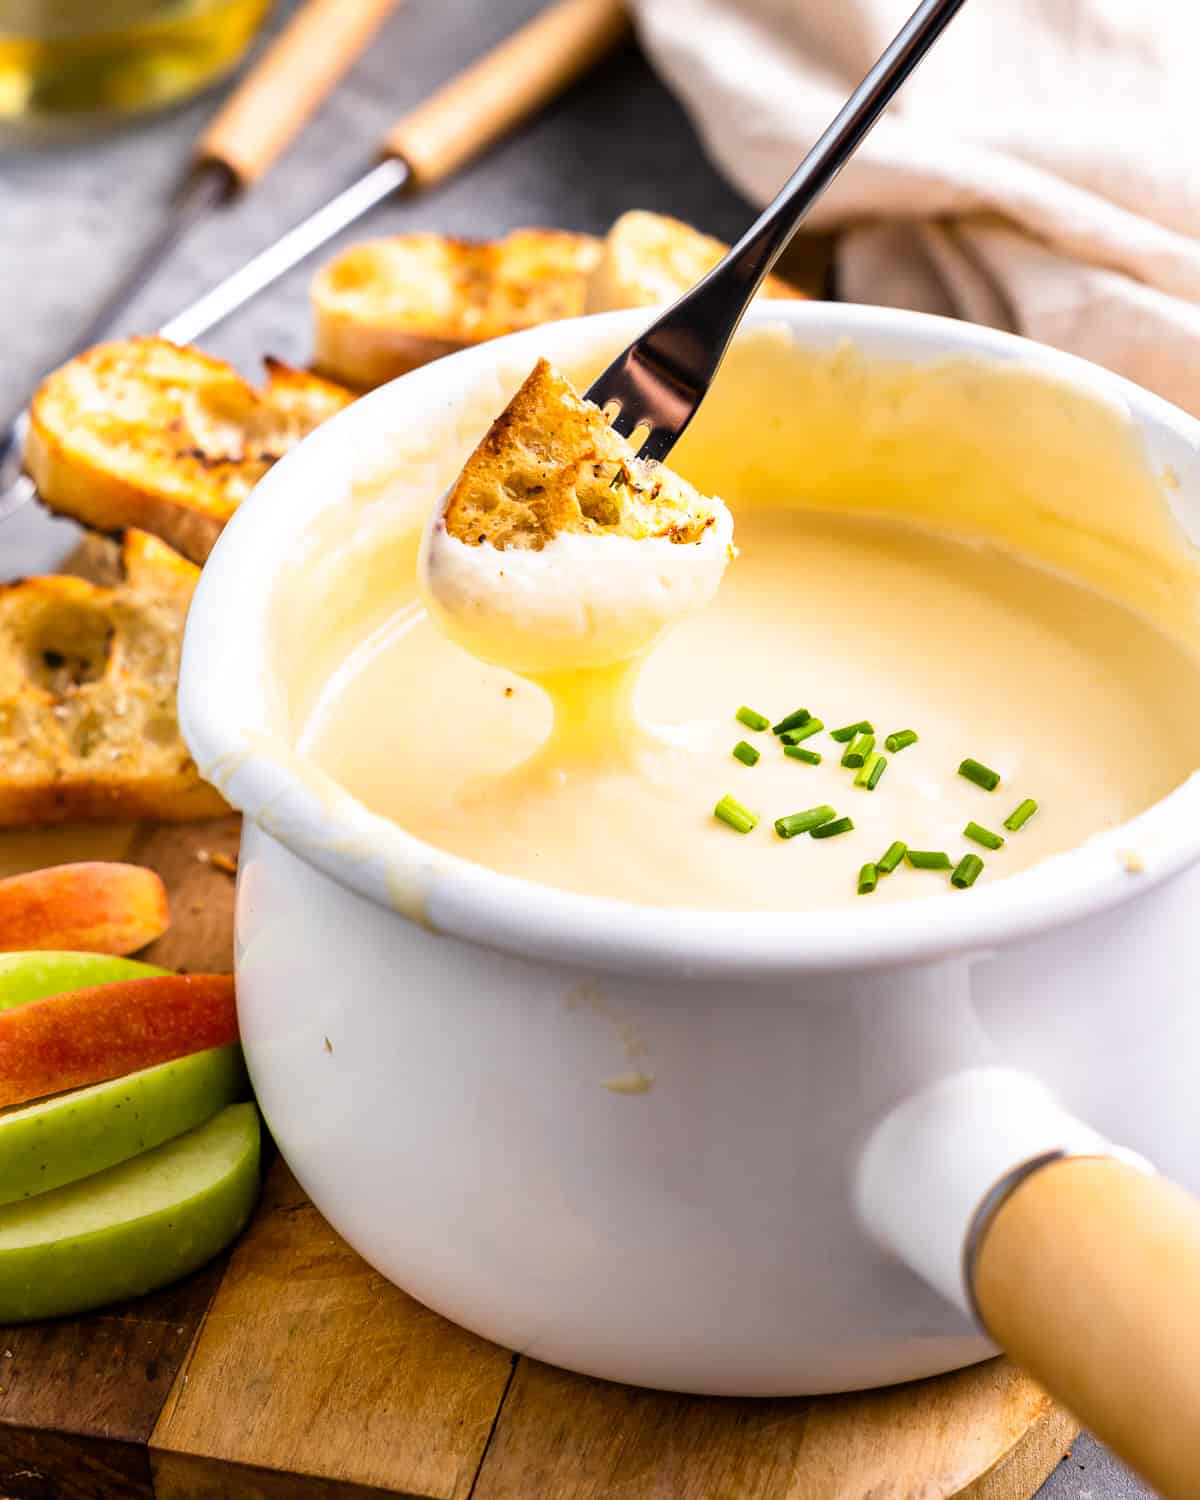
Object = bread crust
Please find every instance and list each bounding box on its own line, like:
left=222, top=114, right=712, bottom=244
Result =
left=0, top=529, right=226, bottom=826
left=311, top=229, right=602, bottom=389
left=585, top=210, right=806, bottom=312
left=26, top=339, right=353, bottom=565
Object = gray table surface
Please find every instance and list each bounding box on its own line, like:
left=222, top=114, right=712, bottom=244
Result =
left=0, top=3, right=1151, bottom=1495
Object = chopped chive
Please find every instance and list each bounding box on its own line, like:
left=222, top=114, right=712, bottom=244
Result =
left=964, top=820, right=1004, bottom=851
left=1005, top=798, right=1039, bottom=832
left=732, top=740, right=760, bottom=767
left=781, top=718, right=824, bottom=745
left=775, top=804, right=836, bottom=840
left=842, top=732, right=875, bottom=769
left=736, top=706, right=770, bottom=732
left=783, top=746, right=821, bottom=765
left=906, top=849, right=952, bottom=870
left=831, top=720, right=874, bottom=743
left=885, top=729, right=919, bottom=753
left=811, top=815, right=854, bottom=840
left=715, top=794, right=758, bottom=834
left=858, top=862, right=878, bottom=895
left=877, top=840, right=907, bottom=875
left=772, top=708, right=811, bottom=735
left=862, top=752, right=888, bottom=790
left=854, top=750, right=881, bottom=788
left=952, top=853, right=984, bottom=888
left=959, top=758, right=1001, bottom=792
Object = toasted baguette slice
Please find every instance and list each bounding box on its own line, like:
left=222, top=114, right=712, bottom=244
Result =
left=443, top=358, right=719, bottom=551
left=312, top=229, right=602, bottom=390
left=0, top=529, right=226, bottom=826
left=585, top=210, right=806, bottom=312
left=26, top=338, right=354, bottom=565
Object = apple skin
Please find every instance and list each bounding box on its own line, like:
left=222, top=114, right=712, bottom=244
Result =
left=0, top=951, right=168, bottom=1013
left=0, top=862, right=169, bottom=955
left=0, top=974, right=238, bottom=1109
left=0, top=1043, right=248, bottom=1206
left=0, top=1102, right=261, bottom=1322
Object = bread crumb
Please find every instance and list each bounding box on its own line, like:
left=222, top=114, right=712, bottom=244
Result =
left=602, top=1070, right=655, bottom=1095
left=209, top=851, right=238, bottom=876
left=324, top=1036, right=334, bottom=1054
left=195, top=849, right=211, bottom=864
left=1118, top=849, right=1145, bottom=874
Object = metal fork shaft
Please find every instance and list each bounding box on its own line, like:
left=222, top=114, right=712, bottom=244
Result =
left=586, top=0, right=970, bottom=463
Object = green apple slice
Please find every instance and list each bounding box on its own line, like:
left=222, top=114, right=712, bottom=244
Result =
left=0, top=1102, right=260, bottom=1322
left=0, top=1043, right=248, bottom=1206
left=0, top=951, right=168, bottom=1013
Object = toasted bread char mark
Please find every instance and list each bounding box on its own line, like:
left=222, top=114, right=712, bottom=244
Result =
left=25, top=338, right=353, bottom=565
left=585, top=210, right=806, bottom=313
left=0, top=529, right=226, bottom=827
left=441, top=359, right=719, bottom=552
left=311, top=229, right=602, bottom=389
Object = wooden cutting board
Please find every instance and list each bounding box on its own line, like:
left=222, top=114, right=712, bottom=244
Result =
left=0, top=818, right=1077, bottom=1500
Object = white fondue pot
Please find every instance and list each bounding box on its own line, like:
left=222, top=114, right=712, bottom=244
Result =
left=180, top=303, right=1200, bottom=1497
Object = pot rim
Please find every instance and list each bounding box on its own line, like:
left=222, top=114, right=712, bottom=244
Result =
left=179, top=301, right=1200, bottom=980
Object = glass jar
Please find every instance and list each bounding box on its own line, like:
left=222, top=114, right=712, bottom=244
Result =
left=0, top=0, right=272, bottom=140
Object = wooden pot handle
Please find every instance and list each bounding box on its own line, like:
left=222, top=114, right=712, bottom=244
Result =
left=383, top=0, right=630, bottom=188
left=973, top=1155, right=1200, bottom=1500
left=196, top=0, right=403, bottom=187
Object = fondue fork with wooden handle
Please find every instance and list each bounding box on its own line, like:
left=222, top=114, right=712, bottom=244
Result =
left=151, top=0, right=631, bottom=346
left=586, top=0, right=967, bottom=461
left=0, top=0, right=403, bottom=520
left=0, top=0, right=631, bottom=525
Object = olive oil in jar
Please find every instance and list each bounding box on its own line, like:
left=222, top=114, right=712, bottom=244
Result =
left=0, top=0, right=271, bottom=137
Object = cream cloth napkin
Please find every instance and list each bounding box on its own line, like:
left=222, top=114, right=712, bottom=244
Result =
left=630, top=0, right=1200, bottom=415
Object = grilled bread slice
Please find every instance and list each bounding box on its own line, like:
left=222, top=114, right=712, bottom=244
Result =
left=585, top=210, right=806, bottom=312
left=311, top=229, right=601, bottom=390
left=25, top=338, right=354, bottom=565
left=0, top=529, right=225, bottom=826
left=442, top=358, right=720, bottom=551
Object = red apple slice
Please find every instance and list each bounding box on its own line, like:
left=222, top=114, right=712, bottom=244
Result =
left=0, top=863, right=169, bottom=955
left=0, top=974, right=237, bottom=1108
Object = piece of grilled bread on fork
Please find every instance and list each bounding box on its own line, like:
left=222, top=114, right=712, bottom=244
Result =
left=441, top=357, right=721, bottom=551
left=0, top=529, right=226, bottom=826
left=25, top=337, right=354, bottom=565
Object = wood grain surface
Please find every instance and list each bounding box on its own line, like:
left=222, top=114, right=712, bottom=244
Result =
left=383, top=0, right=630, bottom=186
left=468, top=1355, right=1076, bottom=1500
left=196, top=0, right=402, bottom=186
left=0, top=815, right=1074, bottom=1498
left=150, top=1162, right=514, bottom=1500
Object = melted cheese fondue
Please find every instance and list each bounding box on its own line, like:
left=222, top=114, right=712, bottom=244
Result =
left=281, top=335, right=1200, bottom=913
left=302, top=506, right=1200, bottom=910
